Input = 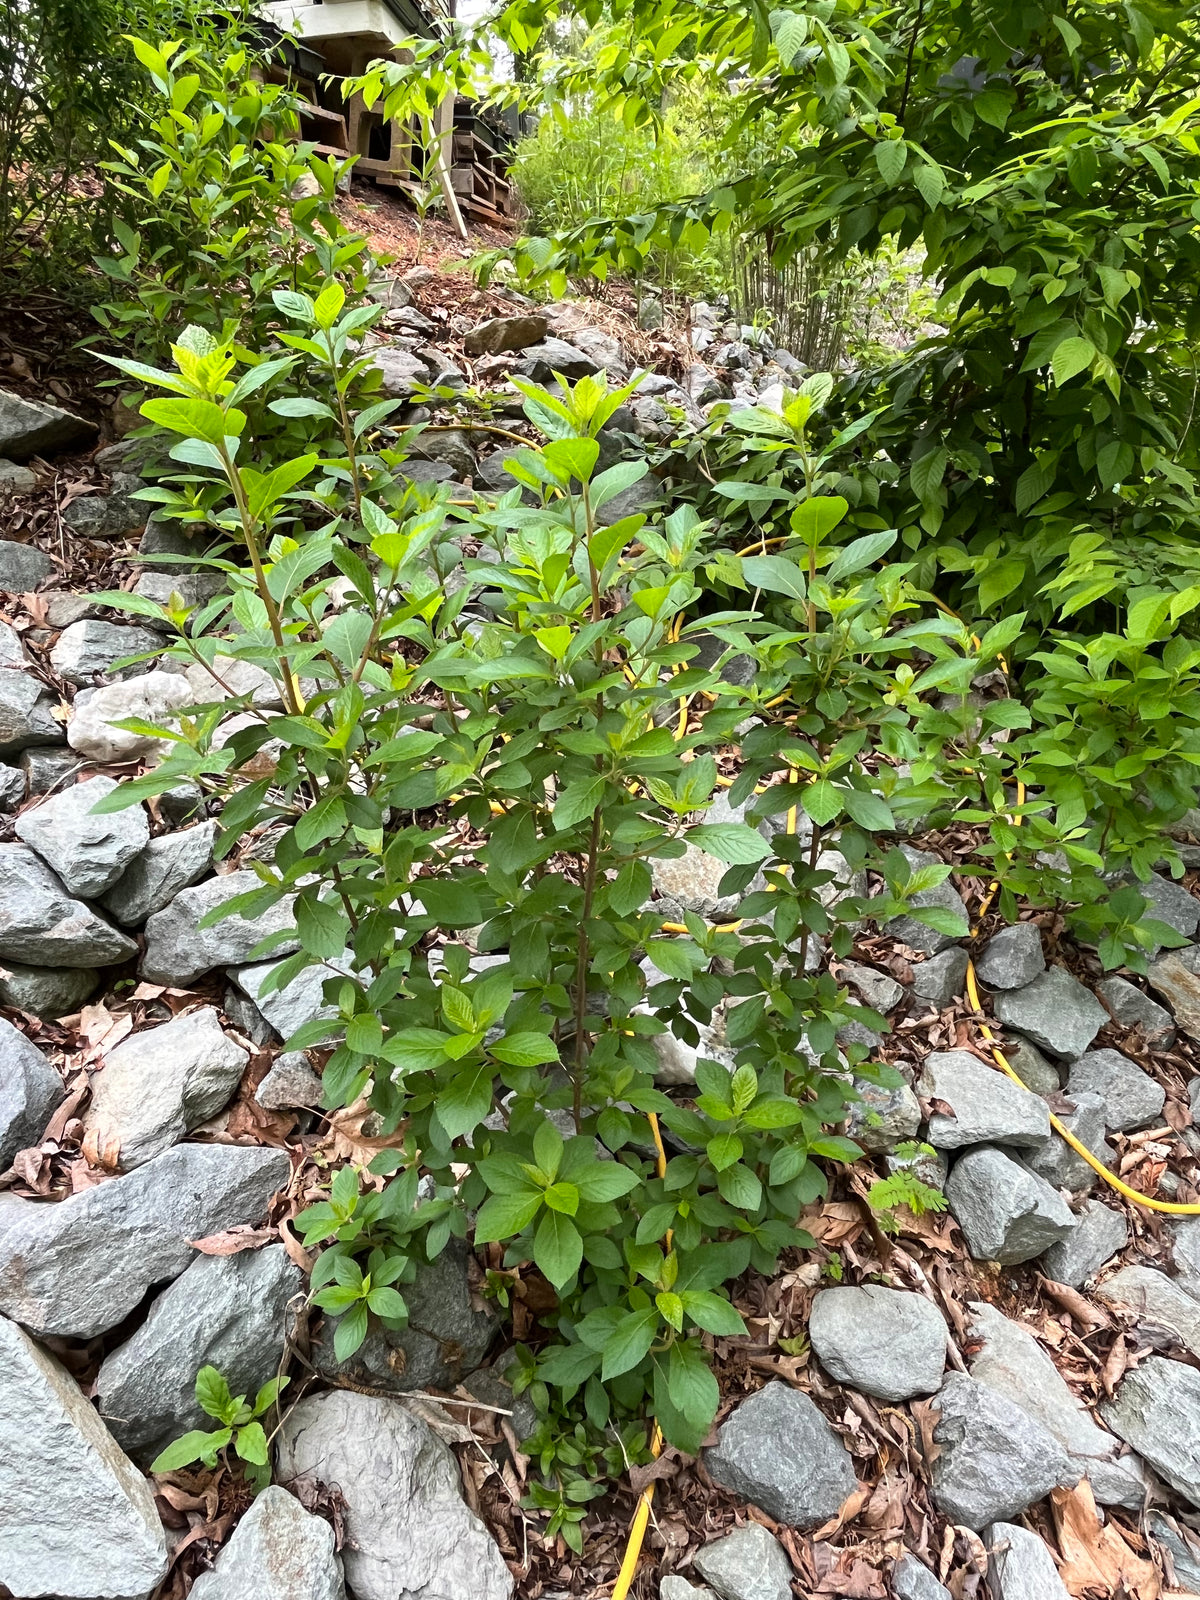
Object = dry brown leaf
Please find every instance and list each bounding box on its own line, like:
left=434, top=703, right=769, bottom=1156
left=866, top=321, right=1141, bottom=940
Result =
left=188, top=1226, right=277, bottom=1256
left=1050, top=1480, right=1161, bottom=1600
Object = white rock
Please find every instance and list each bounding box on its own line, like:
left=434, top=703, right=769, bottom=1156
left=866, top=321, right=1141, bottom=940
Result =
left=15, top=774, right=150, bottom=897
left=67, top=670, right=192, bottom=763
left=184, top=654, right=285, bottom=709
left=190, top=1486, right=345, bottom=1600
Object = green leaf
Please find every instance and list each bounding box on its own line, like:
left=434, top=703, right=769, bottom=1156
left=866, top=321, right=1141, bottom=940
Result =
left=1051, top=336, right=1096, bottom=387
left=826, top=530, right=896, bottom=583
left=333, top=1300, right=369, bottom=1361
left=707, top=1131, right=743, bottom=1171
left=474, top=1190, right=544, bottom=1242
left=802, top=779, right=842, bottom=827
left=601, top=1306, right=660, bottom=1380
left=366, top=1285, right=408, bottom=1319
left=491, top=1031, right=560, bottom=1067
left=682, top=1291, right=748, bottom=1336
left=792, top=495, right=848, bottom=547
left=573, top=1162, right=640, bottom=1202
left=686, top=822, right=770, bottom=864
left=977, top=557, right=1027, bottom=610
left=533, top=1208, right=583, bottom=1288
left=234, top=1421, right=268, bottom=1466
left=142, top=396, right=244, bottom=443
left=150, top=1429, right=225, bottom=1474
left=380, top=1028, right=452, bottom=1073
left=874, top=139, right=907, bottom=186
left=742, top=553, right=806, bottom=600
left=533, top=1118, right=564, bottom=1180
left=195, top=1365, right=235, bottom=1423
left=913, top=162, right=946, bottom=209
left=435, top=1062, right=494, bottom=1139
left=716, top=1162, right=762, bottom=1210
left=841, top=787, right=895, bottom=831
left=553, top=776, right=605, bottom=831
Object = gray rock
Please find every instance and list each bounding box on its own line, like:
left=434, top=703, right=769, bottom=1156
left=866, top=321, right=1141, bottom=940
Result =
left=189, top=1485, right=345, bottom=1600
left=314, top=1238, right=498, bottom=1395
left=0, top=538, right=54, bottom=590
left=846, top=1077, right=921, bottom=1153
left=886, top=1144, right=948, bottom=1191
left=276, top=1389, right=512, bottom=1600
left=0, top=1315, right=167, bottom=1598
left=918, top=1050, right=1050, bottom=1151
left=593, top=472, right=662, bottom=528
left=464, top=314, right=548, bottom=355
left=62, top=489, right=145, bottom=540
left=372, top=348, right=430, bottom=397
left=840, top=961, right=905, bottom=1013
left=82, top=1005, right=248, bottom=1169
left=661, top=1579, right=715, bottom=1600
left=976, top=924, right=1046, bottom=990
left=51, top=619, right=164, bottom=684
left=910, top=947, right=969, bottom=1008
left=229, top=949, right=352, bottom=1043
left=808, top=1285, right=946, bottom=1401
left=1095, top=976, right=1175, bottom=1046
left=513, top=337, right=600, bottom=380
left=139, top=514, right=210, bottom=569
left=704, top=1380, right=857, bottom=1529
left=0, top=666, right=63, bottom=751
left=928, top=1371, right=1079, bottom=1530
left=21, top=745, right=81, bottom=793
left=98, top=1245, right=302, bottom=1463
left=101, top=819, right=216, bottom=925
left=1101, top=1356, right=1200, bottom=1506
left=142, top=869, right=298, bottom=986
left=1140, top=873, right=1200, bottom=943
left=1148, top=953, right=1200, bottom=1042
left=225, top=984, right=274, bottom=1046
left=15, top=774, right=149, bottom=897
left=0, top=961, right=97, bottom=1018
left=67, top=669, right=193, bottom=762
left=0, top=842, right=138, bottom=967
left=1172, top=1214, right=1200, bottom=1289
left=0, top=619, right=25, bottom=670
left=884, top=846, right=968, bottom=954
left=1094, top=1265, right=1200, bottom=1359
left=692, top=1524, right=792, bottom=1600
left=0, top=458, right=36, bottom=491
left=159, top=780, right=204, bottom=826
left=652, top=793, right=765, bottom=919
left=256, top=1051, right=325, bottom=1110
left=0, top=389, right=95, bottom=460
left=1040, top=1199, right=1128, bottom=1288
left=1147, top=1512, right=1200, bottom=1593
left=386, top=305, right=436, bottom=336
left=1065, top=1048, right=1165, bottom=1132
left=1002, top=1037, right=1063, bottom=1097
left=566, top=324, right=627, bottom=376
left=412, top=427, right=476, bottom=479
left=45, top=591, right=102, bottom=629
left=945, top=1146, right=1076, bottom=1264
left=1024, top=1092, right=1114, bottom=1193
left=893, top=1554, right=951, bottom=1600
left=0, top=1141, right=288, bottom=1336
left=0, top=1016, right=64, bottom=1168
left=967, top=1301, right=1147, bottom=1508
left=985, top=1522, right=1069, bottom=1600
left=0, top=762, right=22, bottom=810
left=133, top=569, right=225, bottom=624
left=994, top=968, right=1107, bottom=1059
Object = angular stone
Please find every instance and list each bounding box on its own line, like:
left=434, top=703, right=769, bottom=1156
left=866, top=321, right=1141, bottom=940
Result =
left=1148, top=954, right=1200, bottom=1042
left=160, top=780, right=204, bottom=826
left=967, top=1302, right=1147, bottom=1508
left=1095, top=976, right=1175, bottom=1046
left=0, top=539, right=54, bottom=590
left=693, top=1524, right=792, bottom=1600
left=0, top=842, right=138, bottom=967
left=50, top=619, right=164, bottom=684
left=985, top=1523, right=1069, bottom=1600
left=929, top=1372, right=1078, bottom=1530
left=464, top=314, right=549, bottom=355
left=1101, top=1356, right=1200, bottom=1506
left=0, top=961, right=97, bottom=1018
left=840, top=961, right=905, bottom=1013
left=808, top=1285, right=946, bottom=1401
left=142, top=869, right=298, bottom=986
left=1024, top=1092, right=1114, bottom=1193
left=0, top=762, right=22, bottom=810
left=846, top=1077, right=921, bottom=1154
left=919, top=1050, right=1050, bottom=1151
left=0, top=1315, right=167, bottom=1599
left=1003, top=1037, right=1063, bottom=1097
left=1041, top=1199, right=1128, bottom=1288
left=255, top=1051, right=325, bottom=1110
left=893, top=1554, right=951, bottom=1600
left=82, top=1005, right=248, bottom=1169
left=704, top=1380, right=857, bottom=1528
left=651, top=793, right=765, bottom=919
left=62, top=488, right=145, bottom=540
left=1094, top=1265, right=1200, bottom=1359
left=994, top=968, right=1107, bottom=1059
left=133, top=570, right=225, bottom=626
left=0, top=1141, right=288, bottom=1336
left=661, top=1579, right=715, bottom=1600
left=513, top=337, right=600, bottom=380
left=884, top=846, right=968, bottom=955
left=976, top=924, right=1046, bottom=990
left=0, top=1016, right=64, bottom=1168
left=21, top=744, right=80, bottom=793
left=1147, top=1512, right=1200, bottom=1593
left=412, top=427, right=476, bottom=479
left=139, top=514, right=211, bottom=569
left=0, top=666, right=63, bottom=751
left=101, top=819, right=216, bottom=925
left=277, top=1389, right=512, bottom=1600
left=1065, top=1048, right=1165, bottom=1132
left=910, top=947, right=969, bottom=1008
left=946, top=1146, right=1076, bottom=1265
left=372, top=346, right=431, bottom=396
left=1140, top=873, right=1200, bottom=942
left=228, top=949, right=352, bottom=1043
left=189, top=1485, right=345, bottom=1600
left=313, top=1238, right=498, bottom=1395
left=98, top=1245, right=302, bottom=1463
left=0, top=390, right=95, bottom=461
left=45, top=591, right=102, bottom=629
left=0, top=458, right=35, bottom=491
left=15, top=774, right=149, bottom=897
left=68, top=669, right=193, bottom=763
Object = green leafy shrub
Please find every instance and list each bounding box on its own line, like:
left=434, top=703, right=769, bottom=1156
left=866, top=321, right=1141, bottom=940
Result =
left=150, top=1366, right=288, bottom=1490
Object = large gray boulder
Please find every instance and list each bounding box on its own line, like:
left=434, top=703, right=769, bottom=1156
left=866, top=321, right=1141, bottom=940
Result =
left=0, top=389, right=95, bottom=461
left=67, top=669, right=193, bottom=763
left=1040, top=1199, right=1128, bottom=1288
left=98, top=1245, right=302, bottom=1463
left=967, top=1302, right=1147, bottom=1508
left=928, top=1372, right=1078, bottom=1530
left=228, top=949, right=353, bottom=1043
left=692, top=1524, right=792, bottom=1600
left=0, top=1314, right=167, bottom=1599
left=884, top=846, right=968, bottom=954
left=1065, top=1049, right=1165, bottom=1132
left=0, top=1142, right=288, bottom=1337
left=190, top=1485, right=345, bottom=1600
left=276, top=1390, right=512, bottom=1600
left=975, top=924, right=1046, bottom=990
left=142, top=869, right=298, bottom=986
left=512, top=337, right=599, bottom=380
left=993, top=968, right=1106, bottom=1059
left=51, top=619, right=165, bottom=684
left=101, top=819, right=216, bottom=926
left=985, top=1523, right=1069, bottom=1600
left=463, top=314, right=548, bottom=356
left=0, top=961, right=97, bottom=1019
left=918, top=1050, right=1050, bottom=1151
left=0, top=842, right=138, bottom=966
left=15, top=774, right=150, bottom=898
left=0, top=1017, right=64, bottom=1169
left=313, top=1238, right=497, bottom=1395
left=808, top=1285, right=946, bottom=1401
left=82, top=1006, right=248, bottom=1169
left=945, top=1147, right=1076, bottom=1264
left=1140, top=872, right=1200, bottom=943
left=1101, top=1356, right=1200, bottom=1505
left=1093, top=1265, right=1200, bottom=1359
left=0, top=666, right=64, bottom=751
left=704, top=1381, right=857, bottom=1528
